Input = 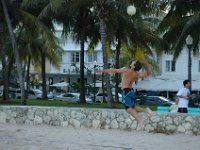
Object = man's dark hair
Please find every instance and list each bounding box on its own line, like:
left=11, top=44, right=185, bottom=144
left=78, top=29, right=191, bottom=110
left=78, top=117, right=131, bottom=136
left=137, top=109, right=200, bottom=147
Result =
left=183, top=80, right=190, bottom=86
left=134, top=60, right=142, bottom=71
left=127, top=60, right=142, bottom=71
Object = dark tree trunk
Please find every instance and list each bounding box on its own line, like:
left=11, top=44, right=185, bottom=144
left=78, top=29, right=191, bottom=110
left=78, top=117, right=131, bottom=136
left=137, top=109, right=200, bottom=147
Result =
left=25, top=56, right=31, bottom=98
left=0, top=5, right=9, bottom=101
left=114, top=37, right=121, bottom=103
left=99, top=18, right=114, bottom=108
left=79, top=34, right=86, bottom=103
left=41, top=50, right=47, bottom=99
left=79, top=9, right=87, bottom=103
left=2, top=58, right=10, bottom=100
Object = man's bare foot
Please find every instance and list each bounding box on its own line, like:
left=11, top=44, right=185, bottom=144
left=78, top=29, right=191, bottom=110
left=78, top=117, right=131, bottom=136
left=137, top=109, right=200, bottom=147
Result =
left=146, top=107, right=154, bottom=116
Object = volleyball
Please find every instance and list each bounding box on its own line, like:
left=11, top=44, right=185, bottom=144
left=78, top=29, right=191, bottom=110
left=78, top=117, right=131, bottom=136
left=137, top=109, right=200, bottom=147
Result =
left=127, top=5, right=136, bottom=16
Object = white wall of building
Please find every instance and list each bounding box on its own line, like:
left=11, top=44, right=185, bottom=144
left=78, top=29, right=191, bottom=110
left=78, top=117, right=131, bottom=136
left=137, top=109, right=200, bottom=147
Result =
left=159, top=47, right=200, bottom=80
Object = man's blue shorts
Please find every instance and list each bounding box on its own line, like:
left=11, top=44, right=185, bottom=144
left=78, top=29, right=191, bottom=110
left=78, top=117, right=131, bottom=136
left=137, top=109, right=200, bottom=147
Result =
left=122, top=88, right=136, bottom=110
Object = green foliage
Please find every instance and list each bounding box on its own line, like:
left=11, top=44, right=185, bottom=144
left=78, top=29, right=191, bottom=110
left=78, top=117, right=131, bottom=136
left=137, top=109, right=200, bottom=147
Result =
left=70, top=82, right=80, bottom=92
left=158, top=0, right=200, bottom=60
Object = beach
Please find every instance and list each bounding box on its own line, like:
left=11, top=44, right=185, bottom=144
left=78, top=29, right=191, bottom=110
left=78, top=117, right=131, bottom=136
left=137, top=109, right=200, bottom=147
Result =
left=0, top=123, right=199, bottom=150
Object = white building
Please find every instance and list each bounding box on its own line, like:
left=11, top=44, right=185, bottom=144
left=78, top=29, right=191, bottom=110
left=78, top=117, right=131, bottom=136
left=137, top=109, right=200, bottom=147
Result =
left=159, top=48, right=200, bottom=80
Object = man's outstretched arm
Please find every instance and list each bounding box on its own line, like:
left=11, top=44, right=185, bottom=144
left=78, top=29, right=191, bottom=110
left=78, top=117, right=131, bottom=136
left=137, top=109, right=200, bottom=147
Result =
left=96, top=68, right=128, bottom=74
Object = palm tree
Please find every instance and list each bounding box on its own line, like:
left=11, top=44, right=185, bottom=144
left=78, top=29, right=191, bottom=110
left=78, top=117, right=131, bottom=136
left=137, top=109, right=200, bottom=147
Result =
left=21, top=1, right=63, bottom=99
left=158, top=0, right=200, bottom=59
left=91, top=0, right=118, bottom=107
left=22, top=0, right=100, bottom=103
left=0, top=0, right=63, bottom=104
left=0, top=10, right=10, bottom=101
left=16, top=22, right=62, bottom=99
left=1, top=0, right=26, bottom=104
left=65, top=0, right=96, bottom=103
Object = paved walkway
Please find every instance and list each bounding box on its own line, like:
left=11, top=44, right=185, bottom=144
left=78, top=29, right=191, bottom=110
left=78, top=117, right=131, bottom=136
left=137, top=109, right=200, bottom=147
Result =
left=0, top=123, right=199, bottom=150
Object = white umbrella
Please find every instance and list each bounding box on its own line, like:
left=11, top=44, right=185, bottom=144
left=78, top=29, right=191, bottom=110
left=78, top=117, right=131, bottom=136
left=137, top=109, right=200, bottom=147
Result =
left=135, top=78, right=181, bottom=98
left=50, top=82, right=69, bottom=87
left=95, top=82, right=102, bottom=87
left=135, top=78, right=163, bottom=91
left=135, top=78, right=183, bottom=92
left=153, top=79, right=182, bottom=92
left=90, top=81, right=102, bottom=87
left=154, top=78, right=200, bottom=91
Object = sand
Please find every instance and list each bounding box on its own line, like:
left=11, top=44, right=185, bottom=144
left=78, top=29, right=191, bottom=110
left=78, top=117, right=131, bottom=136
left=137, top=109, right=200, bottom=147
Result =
left=0, top=123, right=199, bottom=150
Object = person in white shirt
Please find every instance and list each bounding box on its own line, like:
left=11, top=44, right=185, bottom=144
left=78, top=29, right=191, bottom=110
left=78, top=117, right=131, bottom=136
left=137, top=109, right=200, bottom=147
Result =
left=176, top=80, right=191, bottom=113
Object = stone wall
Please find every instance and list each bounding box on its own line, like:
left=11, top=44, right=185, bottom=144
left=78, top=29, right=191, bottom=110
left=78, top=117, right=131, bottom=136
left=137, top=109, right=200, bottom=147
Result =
left=0, top=106, right=199, bottom=135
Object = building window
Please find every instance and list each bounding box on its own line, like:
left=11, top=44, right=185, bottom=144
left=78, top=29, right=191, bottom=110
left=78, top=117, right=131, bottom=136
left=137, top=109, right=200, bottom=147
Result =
left=171, top=61, right=176, bottom=72
left=88, top=52, right=97, bottom=62
left=71, top=52, right=79, bottom=63
left=165, top=60, right=176, bottom=72
left=165, top=61, right=170, bottom=72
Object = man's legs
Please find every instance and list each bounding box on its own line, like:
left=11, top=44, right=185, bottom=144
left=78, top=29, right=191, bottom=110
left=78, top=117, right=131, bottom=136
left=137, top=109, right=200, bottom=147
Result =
left=135, top=106, right=154, bottom=115
left=126, top=108, right=144, bottom=127
left=126, top=106, right=154, bottom=128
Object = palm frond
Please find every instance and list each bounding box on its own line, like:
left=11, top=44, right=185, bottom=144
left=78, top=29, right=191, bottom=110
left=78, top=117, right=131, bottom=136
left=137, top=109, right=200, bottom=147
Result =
left=18, top=9, right=63, bottom=68
left=174, top=11, right=200, bottom=52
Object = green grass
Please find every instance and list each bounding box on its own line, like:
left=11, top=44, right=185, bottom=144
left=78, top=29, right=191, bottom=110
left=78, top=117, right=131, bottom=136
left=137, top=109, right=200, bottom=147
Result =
left=0, top=98, right=157, bottom=111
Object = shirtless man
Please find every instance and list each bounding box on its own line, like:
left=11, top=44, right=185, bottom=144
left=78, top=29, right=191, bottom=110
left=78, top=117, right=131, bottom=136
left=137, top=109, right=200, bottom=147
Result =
left=96, top=59, right=153, bottom=128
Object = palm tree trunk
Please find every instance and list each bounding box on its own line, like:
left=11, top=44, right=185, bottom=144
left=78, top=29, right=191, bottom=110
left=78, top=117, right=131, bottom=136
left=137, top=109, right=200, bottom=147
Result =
left=79, top=9, right=88, bottom=103
left=0, top=26, right=9, bottom=100
left=4, top=55, right=15, bottom=100
left=41, top=50, right=47, bottom=99
left=1, top=58, right=10, bottom=100
left=114, top=37, right=121, bottom=103
left=25, top=56, right=31, bottom=98
left=1, top=0, right=26, bottom=104
left=79, top=34, right=86, bottom=103
left=0, top=6, right=9, bottom=101
left=99, top=18, right=114, bottom=107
